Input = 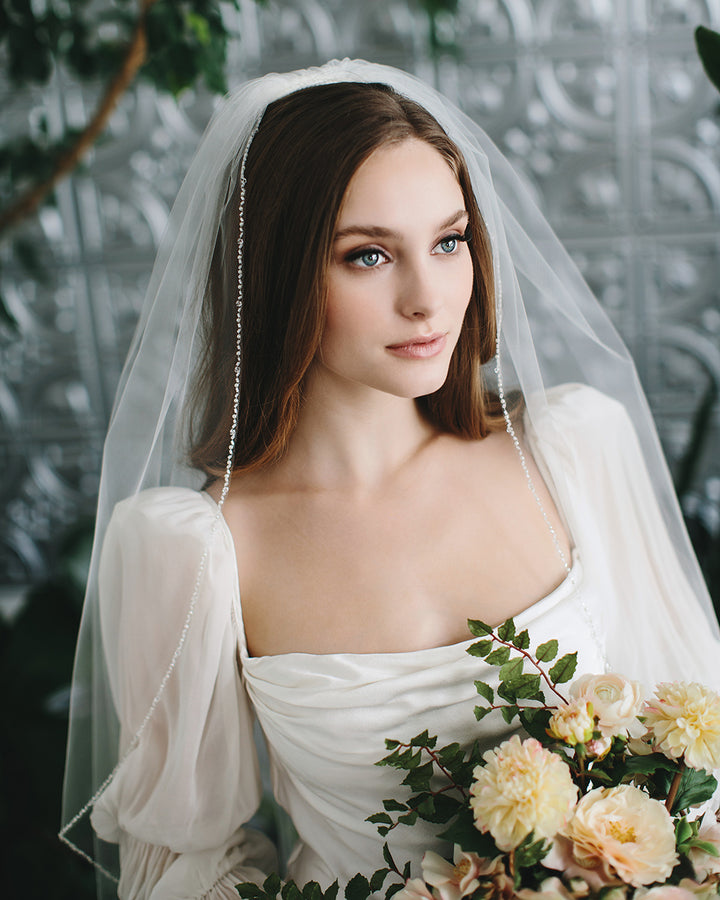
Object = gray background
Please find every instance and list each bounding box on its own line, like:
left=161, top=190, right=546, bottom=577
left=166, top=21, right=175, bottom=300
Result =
left=2, top=0, right=720, bottom=597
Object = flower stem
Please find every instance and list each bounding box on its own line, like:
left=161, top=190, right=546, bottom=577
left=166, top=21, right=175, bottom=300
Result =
left=666, top=763, right=685, bottom=812
left=486, top=633, right=568, bottom=705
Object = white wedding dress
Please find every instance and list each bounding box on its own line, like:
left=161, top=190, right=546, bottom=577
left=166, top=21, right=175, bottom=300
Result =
left=89, top=385, right=719, bottom=900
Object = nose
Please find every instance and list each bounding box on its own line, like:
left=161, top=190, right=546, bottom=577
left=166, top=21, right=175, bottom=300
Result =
left=395, top=257, right=441, bottom=320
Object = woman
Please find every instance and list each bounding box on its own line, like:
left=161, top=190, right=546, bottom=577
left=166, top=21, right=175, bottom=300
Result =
left=60, top=60, right=720, bottom=900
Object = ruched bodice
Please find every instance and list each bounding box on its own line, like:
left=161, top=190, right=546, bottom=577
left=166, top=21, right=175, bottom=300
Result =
left=241, top=554, right=606, bottom=886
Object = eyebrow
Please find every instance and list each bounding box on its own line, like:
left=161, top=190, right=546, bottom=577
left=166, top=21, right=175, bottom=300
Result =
left=333, top=208, right=468, bottom=242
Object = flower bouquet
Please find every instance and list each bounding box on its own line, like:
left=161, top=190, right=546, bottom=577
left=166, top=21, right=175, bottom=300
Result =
left=237, top=618, right=720, bottom=900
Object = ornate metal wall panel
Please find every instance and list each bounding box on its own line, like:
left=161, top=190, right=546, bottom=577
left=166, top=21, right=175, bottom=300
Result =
left=2, top=0, right=720, bottom=590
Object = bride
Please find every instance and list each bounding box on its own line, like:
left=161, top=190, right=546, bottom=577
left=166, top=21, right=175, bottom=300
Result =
left=60, top=60, right=720, bottom=900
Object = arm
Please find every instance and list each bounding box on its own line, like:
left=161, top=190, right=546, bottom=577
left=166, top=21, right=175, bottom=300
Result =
left=89, top=488, right=277, bottom=900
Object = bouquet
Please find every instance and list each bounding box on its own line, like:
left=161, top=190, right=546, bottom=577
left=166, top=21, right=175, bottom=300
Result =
left=237, top=618, right=720, bottom=900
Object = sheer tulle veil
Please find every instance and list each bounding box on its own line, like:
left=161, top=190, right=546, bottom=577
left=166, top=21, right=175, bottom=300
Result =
left=60, top=58, right=720, bottom=893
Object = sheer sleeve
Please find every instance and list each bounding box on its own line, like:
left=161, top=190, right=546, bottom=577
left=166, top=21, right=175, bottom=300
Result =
left=526, top=384, right=720, bottom=692
left=89, top=487, right=277, bottom=899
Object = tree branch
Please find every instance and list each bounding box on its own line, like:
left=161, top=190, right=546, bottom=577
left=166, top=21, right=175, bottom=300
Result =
left=0, top=0, right=160, bottom=239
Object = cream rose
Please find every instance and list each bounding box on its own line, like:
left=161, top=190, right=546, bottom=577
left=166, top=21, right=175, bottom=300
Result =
left=571, top=674, right=644, bottom=738
left=564, top=785, right=678, bottom=886
left=469, top=735, right=578, bottom=852
left=644, top=682, right=720, bottom=771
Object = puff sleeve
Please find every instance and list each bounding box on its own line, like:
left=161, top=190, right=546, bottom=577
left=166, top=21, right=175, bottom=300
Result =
left=526, top=384, right=720, bottom=691
left=89, top=487, right=277, bottom=899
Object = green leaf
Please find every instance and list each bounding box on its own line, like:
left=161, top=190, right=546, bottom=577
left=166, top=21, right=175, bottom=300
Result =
left=429, top=793, right=462, bottom=823
left=417, top=796, right=435, bottom=817
left=437, top=742, right=463, bottom=765
left=344, top=874, right=371, bottom=900
left=382, top=843, right=395, bottom=869
left=438, top=807, right=497, bottom=855
left=468, top=639, right=493, bottom=657
left=474, top=705, right=492, bottom=721
left=497, top=681, right=518, bottom=703
left=675, top=816, right=694, bottom=847
left=499, top=657, right=523, bottom=683
left=549, top=652, right=577, bottom=684
left=514, top=834, right=550, bottom=868
left=370, top=869, right=390, bottom=893
left=515, top=629, right=530, bottom=650
left=301, top=882, right=324, bottom=900
left=486, top=646, right=511, bottom=666
left=688, top=839, right=720, bottom=857
left=535, top=639, right=558, bottom=662
left=467, top=619, right=493, bottom=637
left=282, top=882, right=303, bottom=900
left=367, top=813, right=393, bottom=825
left=410, top=730, right=436, bottom=748
left=402, top=861, right=412, bottom=881
left=324, top=882, right=339, bottom=900
left=474, top=681, right=494, bottom=703
left=518, top=707, right=552, bottom=741
left=511, top=674, right=542, bottom=699
left=186, top=11, right=211, bottom=45
left=382, top=799, right=408, bottom=812
left=384, top=739, right=400, bottom=749
left=263, top=874, right=282, bottom=897
left=402, top=760, right=434, bottom=792
left=624, top=753, right=679, bottom=776
left=236, top=884, right=267, bottom=900
left=497, top=618, right=516, bottom=641
left=696, top=26, right=720, bottom=94
left=671, top=767, right=718, bottom=814
left=385, top=885, right=405, bottom=900
left=501, top=704, right=519, bottom=724
left=398, top=810, right=419, bottom=826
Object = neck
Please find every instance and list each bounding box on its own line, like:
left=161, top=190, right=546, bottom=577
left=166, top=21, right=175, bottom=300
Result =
left=278, top=367, right=437, bottom=493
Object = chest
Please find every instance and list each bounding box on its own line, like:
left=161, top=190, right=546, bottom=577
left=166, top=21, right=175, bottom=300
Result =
left=229, top=456, right=570, bottom=657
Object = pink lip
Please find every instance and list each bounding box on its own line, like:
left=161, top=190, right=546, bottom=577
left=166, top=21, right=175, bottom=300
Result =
left=386, top=333, right=447, bottom=359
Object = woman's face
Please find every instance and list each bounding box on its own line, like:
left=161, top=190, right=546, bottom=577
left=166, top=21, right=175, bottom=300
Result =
left=315, top=138, right=474, bottom=402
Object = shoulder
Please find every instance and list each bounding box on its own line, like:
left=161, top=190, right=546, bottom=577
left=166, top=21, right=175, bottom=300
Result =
left=109, top=486, right=218, bottom=541
left=525, top=383, right=631, bottom=444
left=103, top=487, right=230, bottom=571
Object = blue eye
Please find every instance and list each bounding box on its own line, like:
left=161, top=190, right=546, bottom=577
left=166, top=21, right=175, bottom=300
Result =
left=347, top=248, right=385, bottom=268
left=437, top=236, right=458, bottom=254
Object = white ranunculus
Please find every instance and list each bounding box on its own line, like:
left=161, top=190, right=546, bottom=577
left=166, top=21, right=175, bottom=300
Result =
left=571, top=673, right=644, bottom=738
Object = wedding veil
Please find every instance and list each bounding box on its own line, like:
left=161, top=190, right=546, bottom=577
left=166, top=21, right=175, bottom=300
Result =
left=60, top=58, right=720, bottom=892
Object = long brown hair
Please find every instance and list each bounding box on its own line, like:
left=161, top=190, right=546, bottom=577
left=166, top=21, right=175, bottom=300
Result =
left=189, top=81, right=504, bottom=476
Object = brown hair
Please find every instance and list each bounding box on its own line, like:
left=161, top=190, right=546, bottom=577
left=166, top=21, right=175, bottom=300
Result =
left=189, top=81, right=505, bottom=476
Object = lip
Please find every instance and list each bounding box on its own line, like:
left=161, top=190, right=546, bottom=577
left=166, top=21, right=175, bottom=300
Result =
left=386, top=333, right=447, bottom=359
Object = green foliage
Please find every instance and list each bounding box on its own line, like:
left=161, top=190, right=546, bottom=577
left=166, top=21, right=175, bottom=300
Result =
left=142, top=1, right=239, bottom=96
left=671, top=766, right=718, bottom=814
left=696, top=25, right=720, bottom=95
left=548, top=652, right=578, bottom=684
left=513, top=833, right=550, bottom=872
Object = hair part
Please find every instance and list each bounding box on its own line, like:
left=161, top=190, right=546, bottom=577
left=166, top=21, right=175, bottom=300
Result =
left=188, top=81, right=506, bottom=477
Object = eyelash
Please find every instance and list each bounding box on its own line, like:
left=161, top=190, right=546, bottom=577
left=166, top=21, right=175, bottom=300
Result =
left=345, top=227, right=471, bottom=269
